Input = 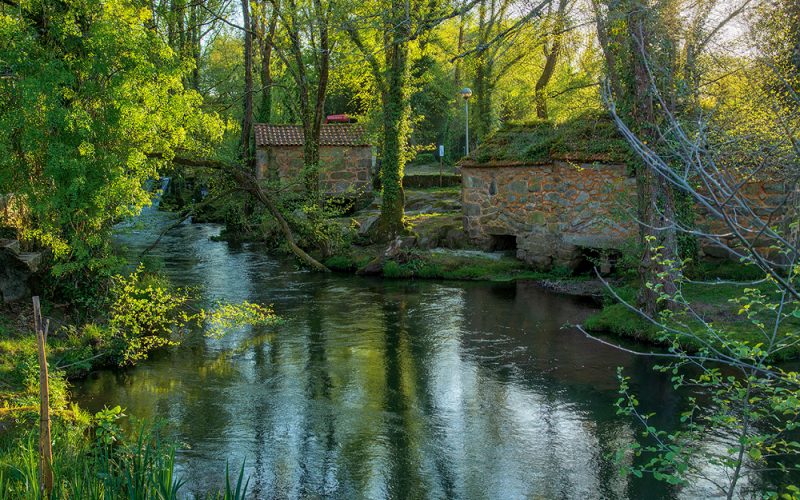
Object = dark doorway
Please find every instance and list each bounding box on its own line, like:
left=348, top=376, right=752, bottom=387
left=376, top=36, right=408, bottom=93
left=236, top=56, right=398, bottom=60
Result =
left=489, top=234, right=517, bottom=252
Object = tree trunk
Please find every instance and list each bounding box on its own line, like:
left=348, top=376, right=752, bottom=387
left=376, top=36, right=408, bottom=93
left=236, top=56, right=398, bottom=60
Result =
left=474, top=54, right=494, bottom=144
left=257, top=0, right=279, bottom=123
left=378, top=7, right=409, bottom=237
left=535, top=0, right=568, bottom=119
left=189, top=0, right=200, bottom=91
left=474, top=0, right=495, bottom=144
left=591, top=0, right=622, bottom=100
left=240, top=0, right=254, bottom=167
left=454, top=20, right=464, bottom=90
left=629, top=7, right=680, bottom=317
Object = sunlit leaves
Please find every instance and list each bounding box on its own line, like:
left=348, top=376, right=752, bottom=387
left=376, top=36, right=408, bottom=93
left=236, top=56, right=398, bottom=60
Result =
left=0, top=0, right=223, bottom=299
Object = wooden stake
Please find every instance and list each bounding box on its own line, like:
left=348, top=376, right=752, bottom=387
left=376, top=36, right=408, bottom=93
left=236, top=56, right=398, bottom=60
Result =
left=33, top=296, right=53, bottom=497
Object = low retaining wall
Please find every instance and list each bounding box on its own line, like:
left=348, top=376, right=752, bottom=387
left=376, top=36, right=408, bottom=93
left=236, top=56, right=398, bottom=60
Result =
left=402, top=174, right=461, bottom=189
left=462, top=161, right=636, bottom=268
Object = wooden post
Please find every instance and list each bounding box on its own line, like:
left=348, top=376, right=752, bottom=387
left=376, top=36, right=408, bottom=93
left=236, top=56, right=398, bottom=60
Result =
left=33, top=296, right=53, bottom=497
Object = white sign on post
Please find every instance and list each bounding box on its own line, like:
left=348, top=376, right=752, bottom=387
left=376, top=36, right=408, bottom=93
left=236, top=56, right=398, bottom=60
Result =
left=439, top=145, right=444, bottom=157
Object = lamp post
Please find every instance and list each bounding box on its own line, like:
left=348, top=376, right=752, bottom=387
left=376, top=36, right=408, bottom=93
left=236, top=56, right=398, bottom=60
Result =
left=461, top=88, right=472, bottom=156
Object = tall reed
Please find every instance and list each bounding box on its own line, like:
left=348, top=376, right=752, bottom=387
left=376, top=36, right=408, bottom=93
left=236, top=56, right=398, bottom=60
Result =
left=0, top=423, right=249, bottom=500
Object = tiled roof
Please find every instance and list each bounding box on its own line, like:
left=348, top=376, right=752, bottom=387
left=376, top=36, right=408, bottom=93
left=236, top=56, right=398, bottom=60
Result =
left=254, top=123, right=370, bottom=147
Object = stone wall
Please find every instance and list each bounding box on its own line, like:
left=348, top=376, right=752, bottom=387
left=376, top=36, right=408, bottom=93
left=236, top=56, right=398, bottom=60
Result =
left=694, top=181, right=798, bottom=262
left=462, top=161, right=797, bottom=268
left=256, top=145, right=373, bottom=198
left=461, top=161, right=636, bottom=268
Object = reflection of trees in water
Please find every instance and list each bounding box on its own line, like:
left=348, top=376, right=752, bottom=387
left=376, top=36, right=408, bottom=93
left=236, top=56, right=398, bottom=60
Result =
left=78, top=265, right=745, bottom=500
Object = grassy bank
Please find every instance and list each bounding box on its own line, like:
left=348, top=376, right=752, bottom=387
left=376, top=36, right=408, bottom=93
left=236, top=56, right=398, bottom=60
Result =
left=584, top=264, right=800, bottom=361
left=0, top=267, right=203, bottom=409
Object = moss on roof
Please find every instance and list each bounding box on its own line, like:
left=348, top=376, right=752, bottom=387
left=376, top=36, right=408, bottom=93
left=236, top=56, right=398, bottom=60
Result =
left=465, top=112, right=632, bottom=166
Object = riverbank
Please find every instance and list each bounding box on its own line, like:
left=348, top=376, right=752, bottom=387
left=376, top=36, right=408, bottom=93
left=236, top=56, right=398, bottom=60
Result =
left=201, top=182, right=800, bottom=362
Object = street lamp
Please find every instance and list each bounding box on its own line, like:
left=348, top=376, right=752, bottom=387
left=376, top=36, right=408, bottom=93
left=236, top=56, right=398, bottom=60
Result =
left=461, top=88, right=472, bottom=156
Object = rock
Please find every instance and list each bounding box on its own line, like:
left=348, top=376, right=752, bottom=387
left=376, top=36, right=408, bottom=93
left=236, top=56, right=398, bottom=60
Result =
left=357, top=215, right=380, bottom=237
left=0, top=247, right=32, bottom=303
left=357, top=237, right=407, bottom=275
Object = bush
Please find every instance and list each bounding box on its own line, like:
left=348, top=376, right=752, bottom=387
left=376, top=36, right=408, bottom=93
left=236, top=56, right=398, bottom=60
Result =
left=105, top=265, right=201, bottom=366
left=410, top=152, right=435, bottom=165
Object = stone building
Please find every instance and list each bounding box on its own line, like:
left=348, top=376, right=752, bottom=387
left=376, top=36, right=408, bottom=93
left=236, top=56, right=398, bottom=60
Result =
left=461, top=117, right=797, bottom=270
left=462, top=159, right=636, bottom=269
left=254, top=123, right=373, bottom=199
left=460, top=118, right=637, bottom=269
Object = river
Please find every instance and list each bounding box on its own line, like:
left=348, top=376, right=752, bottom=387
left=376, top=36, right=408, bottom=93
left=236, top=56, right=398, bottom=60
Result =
left=71, top=216, right=788, bottom=499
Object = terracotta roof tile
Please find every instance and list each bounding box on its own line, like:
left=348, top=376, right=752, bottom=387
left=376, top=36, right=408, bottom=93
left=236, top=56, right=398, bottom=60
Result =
left=254, top=124, right=370, bottom=147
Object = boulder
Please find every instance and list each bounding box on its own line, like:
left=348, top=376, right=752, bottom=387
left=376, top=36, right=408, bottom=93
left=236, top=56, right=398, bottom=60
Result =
left=357, top=215, right=380, bottom=238
left=0, top=247, right=32, bottom=303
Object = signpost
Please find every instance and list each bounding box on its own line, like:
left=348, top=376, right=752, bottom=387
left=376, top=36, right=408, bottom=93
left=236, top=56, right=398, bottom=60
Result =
left=439, top=145, right=444, bottom=187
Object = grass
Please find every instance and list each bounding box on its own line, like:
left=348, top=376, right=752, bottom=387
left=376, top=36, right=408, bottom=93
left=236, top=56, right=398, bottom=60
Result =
left=585, top=277, right=800, bottom=361
left=467, top=111, right=633, bottom=165
left=377, top=249, right=594, bottom=282
left=0, top=417, right=251, bottom=500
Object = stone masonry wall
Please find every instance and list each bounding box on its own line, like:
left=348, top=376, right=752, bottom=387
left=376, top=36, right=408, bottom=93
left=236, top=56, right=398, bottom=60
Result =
left=694, top=182, right=798, bottom=262
left=462, top=161, right=637, bottom=268
left=462, top=162, right=796, bottom=268
left=256, top=145, right=373, bottom=198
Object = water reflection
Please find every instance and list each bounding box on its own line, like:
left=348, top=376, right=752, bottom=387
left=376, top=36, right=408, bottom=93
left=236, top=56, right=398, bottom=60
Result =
left=72, top=218, right=779, bottom=499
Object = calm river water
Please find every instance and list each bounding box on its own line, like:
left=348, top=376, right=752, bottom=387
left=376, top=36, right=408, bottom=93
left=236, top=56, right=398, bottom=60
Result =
left=71, top=216, right=786, bottom=499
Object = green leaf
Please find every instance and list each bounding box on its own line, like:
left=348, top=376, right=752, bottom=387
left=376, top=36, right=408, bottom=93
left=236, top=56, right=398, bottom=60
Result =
left=750, top=448, right=762, bottom=460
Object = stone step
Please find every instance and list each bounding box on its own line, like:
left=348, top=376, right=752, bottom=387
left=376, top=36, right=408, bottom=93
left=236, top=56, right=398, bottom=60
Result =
left=0, top=238, right=20, bottom=255
left=18, top=252, right=42, bottom=272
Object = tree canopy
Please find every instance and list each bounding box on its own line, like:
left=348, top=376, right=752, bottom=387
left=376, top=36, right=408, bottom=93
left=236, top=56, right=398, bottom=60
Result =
left=0, top=0, right=222, bottom=299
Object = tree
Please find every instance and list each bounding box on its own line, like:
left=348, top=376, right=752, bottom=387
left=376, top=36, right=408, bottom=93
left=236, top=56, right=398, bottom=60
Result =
left=0, top=0, right=222, bottom=301
left=266, top=0, right=334, bottom=196
left=533, top=0, right=569, bottom=119
left=343, top=0, right=415, bottom=237
left=458, top=0, right=568, bottom=142
left=593, top=7, right=800, bottom=497
left=592, top=0, right=687, bottom=317
left=345, top=0, right=554, bottom=237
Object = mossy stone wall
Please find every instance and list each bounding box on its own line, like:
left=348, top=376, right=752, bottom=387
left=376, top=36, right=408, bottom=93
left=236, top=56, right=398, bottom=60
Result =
left=462, top=161, right=797, bottom=268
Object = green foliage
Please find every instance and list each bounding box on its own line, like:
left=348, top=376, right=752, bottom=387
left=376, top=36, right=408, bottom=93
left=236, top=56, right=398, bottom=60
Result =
left=322, top=256, right=358, bottom=272
left=0, top=0, right=223, bottom=302
left=0, top=416, right=251, bottom=500
left=409, top=153, right=436, bottom=166
left=606, top=238, right=800, bottom=497
left=9, top=355, right=70, bottom=409
left=203, top=300, right=279, bottom=338
left=549, top=265, right=573, bottom=278
left=109, top=267, right=199, bottom=340
left=105, top=266, right=197, bottom=366
left=382, top=260, right=402, bottom=278
left=93, top=406, right=126, bottom=446
left=288, top=199, right=355, bottom=257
